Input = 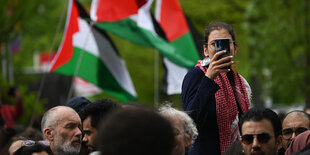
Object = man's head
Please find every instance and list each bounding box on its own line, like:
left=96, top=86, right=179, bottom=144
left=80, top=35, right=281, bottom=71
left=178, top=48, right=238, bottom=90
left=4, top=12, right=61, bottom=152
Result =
left=13, top=143, right=53, bottom=155
left=65, top=96, right=91, bottom=113
left=239, top=108, right=282, bottom=155
left=98, top=107, right=175, bottom=155
left=78, top=98, right=119, bottom=152
left=281, top=110, right=310, bottom=149
left=158, top=104, right=198, bottom=155
left=41, top=106, right=82, bottom=155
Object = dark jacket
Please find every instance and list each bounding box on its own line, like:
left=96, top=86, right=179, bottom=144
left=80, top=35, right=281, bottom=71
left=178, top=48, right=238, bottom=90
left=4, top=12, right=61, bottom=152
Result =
left=182, top=67, right=221, bottom=155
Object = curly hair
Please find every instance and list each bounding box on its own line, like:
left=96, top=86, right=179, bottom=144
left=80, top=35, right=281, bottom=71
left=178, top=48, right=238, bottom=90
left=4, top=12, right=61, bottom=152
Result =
left=158, top=104, right=198, bottom=148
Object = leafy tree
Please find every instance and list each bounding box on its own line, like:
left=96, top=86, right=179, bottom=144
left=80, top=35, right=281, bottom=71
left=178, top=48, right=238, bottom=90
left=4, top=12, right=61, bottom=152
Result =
left=243, top=0, right=310, bottom=107
left=3, top=0, right=309, bottom=109
left=0, top=74, right=45, bottom=126
left=0, top=0, right=52, bottom=126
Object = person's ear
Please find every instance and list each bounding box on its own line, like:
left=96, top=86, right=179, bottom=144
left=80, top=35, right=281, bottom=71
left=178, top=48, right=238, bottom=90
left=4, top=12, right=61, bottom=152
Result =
left=203, top=45, right=209, bottom=57
left=44, top=128, right=54, bottom=141
left=232, top=44, right=238, bottom=56
left=276, top=135, right=283, bottom=150
left=185, top=134, right=193, bottom=148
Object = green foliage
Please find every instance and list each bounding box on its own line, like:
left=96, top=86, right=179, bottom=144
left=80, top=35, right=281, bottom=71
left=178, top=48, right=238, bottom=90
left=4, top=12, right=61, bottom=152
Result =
left=2, top=0, right=310, bottom=109
left=244, top=0, right=310, bottom=104
left=0, top=74, right=45, bottom=126
left=15, top=85, right=46, bottom=126
left=0, top=74, right=13, bottom=104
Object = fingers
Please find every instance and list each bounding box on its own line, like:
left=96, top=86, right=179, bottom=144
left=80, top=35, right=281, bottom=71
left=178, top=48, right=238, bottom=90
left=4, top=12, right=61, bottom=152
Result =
left=212, top=56, right=233, bottom=68
left=217, top=60, right=234, bottom=70
left=205, top=53, right=234, bottom=79
left=211, top=50, right=225, bottom=61
left=218, top=55, right=233, bottom=64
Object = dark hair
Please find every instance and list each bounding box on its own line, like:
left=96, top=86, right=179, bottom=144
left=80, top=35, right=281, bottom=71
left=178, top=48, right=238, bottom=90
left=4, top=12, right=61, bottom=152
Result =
left=8, top=86, right=18, bottom=97
left=13, top=143, right=53, bottom=155
left=79, top=98, right=120, bottom=129
left=98, top=107, right=175, bottom=155
left=14, top=127, right=43, bottom=141
left=66, top=96, right=91, bottom=113
left=0, top=114, right=5, bottom=127
left=204, top=21, right=237, bottom=46
left=239, top=108, right=282, bottom=138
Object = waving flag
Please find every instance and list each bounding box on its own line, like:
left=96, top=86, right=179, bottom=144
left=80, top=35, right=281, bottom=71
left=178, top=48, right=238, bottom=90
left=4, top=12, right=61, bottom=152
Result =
left=90, top=0, right=195, bottom=68
left=155, top=0, right=201, bottom=94
left=50, top=0, right=136, bottom=102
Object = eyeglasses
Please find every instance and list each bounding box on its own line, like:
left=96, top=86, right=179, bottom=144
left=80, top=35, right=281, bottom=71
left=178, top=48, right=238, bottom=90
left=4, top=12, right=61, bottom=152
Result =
left=282, top=127, right=308, bottom=140
left=240, top=133, right=273, bottom=145
left=172, top=128, right=184, bottom=136
left=23, top=140, right=50, bottom=147
left=206, top=39, right=234, bottom=50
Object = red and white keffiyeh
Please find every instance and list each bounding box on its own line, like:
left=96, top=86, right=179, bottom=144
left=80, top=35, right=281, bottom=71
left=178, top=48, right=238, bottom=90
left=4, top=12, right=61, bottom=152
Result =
left=196, top=60, right=250, bottom=155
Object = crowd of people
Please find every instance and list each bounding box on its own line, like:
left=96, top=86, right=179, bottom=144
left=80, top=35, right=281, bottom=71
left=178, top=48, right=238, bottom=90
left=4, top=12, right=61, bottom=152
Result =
left=1, top=21, right=310, bottom=155
left=1, top=97, right=310, bottom=155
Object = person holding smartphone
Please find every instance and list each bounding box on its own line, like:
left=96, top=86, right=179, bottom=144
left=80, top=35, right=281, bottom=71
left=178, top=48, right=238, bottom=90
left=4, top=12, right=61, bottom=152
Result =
left=181, top=21, right=252, bottom=155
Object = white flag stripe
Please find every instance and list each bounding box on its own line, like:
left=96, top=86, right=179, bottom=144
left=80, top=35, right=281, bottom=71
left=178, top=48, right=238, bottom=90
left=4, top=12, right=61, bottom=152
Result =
left=128, top=0, right=157, bottom=36
left=90, top=0, right=99, bottom=22
left=164, top=58, right=188, bottom=94
left=154, top=0, right=162, bottom=21
left=74, top=18, right=136, bottom=97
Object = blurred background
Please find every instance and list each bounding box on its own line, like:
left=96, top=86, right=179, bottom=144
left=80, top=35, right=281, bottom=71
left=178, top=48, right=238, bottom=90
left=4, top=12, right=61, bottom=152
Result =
left=0, top=0, right=309, bottom=126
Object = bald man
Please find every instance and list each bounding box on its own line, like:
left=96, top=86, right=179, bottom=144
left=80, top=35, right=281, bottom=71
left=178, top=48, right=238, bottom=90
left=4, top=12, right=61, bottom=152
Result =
left=41, top=106, right=82, bottom=155
left=282, top=110, right=310, bottom=150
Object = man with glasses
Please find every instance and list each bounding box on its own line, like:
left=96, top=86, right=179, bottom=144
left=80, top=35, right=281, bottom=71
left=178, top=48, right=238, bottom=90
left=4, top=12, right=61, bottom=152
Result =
left=239, top=108, right=282, bottom=155
left=281, top=110, right=310, bottom=150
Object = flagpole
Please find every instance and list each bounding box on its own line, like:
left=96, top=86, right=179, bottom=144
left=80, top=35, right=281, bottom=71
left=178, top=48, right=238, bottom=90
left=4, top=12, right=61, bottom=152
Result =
left=29, top=0, right=68, bottom=127
left=154, top=50, right=159, bottom=107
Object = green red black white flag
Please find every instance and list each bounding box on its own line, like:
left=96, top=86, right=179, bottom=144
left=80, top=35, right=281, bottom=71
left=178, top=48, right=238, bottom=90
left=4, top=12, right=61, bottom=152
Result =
left=50, top=0, right=137, bottom=102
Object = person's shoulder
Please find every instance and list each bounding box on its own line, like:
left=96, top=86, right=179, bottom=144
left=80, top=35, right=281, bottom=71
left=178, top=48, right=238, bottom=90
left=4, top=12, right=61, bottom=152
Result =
left=186, top=67, right=204, bottom=76
left=238, top=74, right=252, bottom=106
left=239, top=75, right=250, bottom=88
left=183, top=67, right=205, bottom=82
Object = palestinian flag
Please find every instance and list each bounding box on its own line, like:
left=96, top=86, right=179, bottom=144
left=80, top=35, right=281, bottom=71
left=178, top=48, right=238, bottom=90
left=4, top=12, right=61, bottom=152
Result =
left=90, top=0, right=195, bottom=68
left=155, top=0, right=201, bottom=94
left=50, top=0, right=137, bottom=102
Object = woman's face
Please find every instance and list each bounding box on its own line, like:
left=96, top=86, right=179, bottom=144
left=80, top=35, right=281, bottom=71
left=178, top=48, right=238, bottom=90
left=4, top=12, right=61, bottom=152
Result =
left=204, top=29, right=238, bottom=58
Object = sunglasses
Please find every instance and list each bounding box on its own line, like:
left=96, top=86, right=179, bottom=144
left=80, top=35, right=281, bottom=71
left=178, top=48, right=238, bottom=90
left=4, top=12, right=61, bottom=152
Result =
left=240, top=133, right=272, bottom=145
left=282, top=127, right=308, bottom=139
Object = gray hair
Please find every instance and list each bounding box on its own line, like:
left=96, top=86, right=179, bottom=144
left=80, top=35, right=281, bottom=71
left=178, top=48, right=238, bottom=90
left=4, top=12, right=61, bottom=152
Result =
left=158, top=104, right=198, bottom=147
left=41, top=106, right=71, bottom=134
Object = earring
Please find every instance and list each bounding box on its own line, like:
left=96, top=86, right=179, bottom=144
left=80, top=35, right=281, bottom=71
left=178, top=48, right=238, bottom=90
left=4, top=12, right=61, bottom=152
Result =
left=201, top=57, right=211, bottom=67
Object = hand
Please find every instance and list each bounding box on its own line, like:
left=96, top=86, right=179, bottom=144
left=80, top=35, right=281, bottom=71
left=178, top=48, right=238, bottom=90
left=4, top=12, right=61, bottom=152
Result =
left=205, top=50, right=234, bottom=80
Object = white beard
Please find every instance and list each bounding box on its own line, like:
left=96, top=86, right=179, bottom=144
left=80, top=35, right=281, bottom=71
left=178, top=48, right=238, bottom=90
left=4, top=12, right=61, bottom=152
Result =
left=53, top=132, right=81, bottom=155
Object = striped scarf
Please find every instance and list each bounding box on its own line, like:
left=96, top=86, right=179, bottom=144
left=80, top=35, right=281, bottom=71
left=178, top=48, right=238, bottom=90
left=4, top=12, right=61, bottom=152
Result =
left=195, top=60, right=250, bottom=154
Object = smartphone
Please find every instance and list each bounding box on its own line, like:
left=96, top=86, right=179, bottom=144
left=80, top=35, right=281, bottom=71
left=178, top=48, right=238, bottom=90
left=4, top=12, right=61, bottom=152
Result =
left=215, top=38, right=231, bottom=69
left=215, top=38, right=231, bottom=59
